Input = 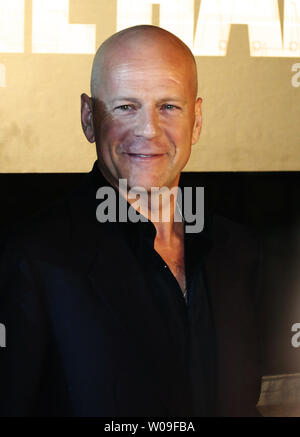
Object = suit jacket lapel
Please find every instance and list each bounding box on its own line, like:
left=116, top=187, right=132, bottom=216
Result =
left=87, top=226, right=193, bottom=415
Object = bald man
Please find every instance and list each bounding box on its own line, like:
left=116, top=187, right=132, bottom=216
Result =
left=82, top=25, right=202, bottom=299
left=0, top=26, right=262, bottom=417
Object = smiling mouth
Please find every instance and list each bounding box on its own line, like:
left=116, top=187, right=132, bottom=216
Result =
left=126, top=153, right=165, bottom=159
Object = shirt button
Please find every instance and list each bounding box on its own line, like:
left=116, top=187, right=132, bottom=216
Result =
left=164, top=265, right=167, bottom=269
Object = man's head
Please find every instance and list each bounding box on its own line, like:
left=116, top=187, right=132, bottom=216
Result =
left=81, top=25, right=202, bottom=192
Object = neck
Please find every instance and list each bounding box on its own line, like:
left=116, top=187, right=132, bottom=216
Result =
left=125, top=183, right=184, bottom=244
left=96, top=162, right=184, bottom=244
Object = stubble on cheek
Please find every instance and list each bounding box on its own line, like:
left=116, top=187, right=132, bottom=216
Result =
left=98, top=116, right=135, bottom=181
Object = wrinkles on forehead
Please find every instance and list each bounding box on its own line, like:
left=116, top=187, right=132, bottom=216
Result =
left=104, top=62, right=189, bottom=100
left=91, top=25, right=198, bottom=100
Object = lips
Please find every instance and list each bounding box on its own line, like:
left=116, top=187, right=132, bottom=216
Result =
left=126, top=153, right=164, bottom=158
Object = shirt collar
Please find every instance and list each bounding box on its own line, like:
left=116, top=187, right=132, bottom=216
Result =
left=88, top=160, right=213, bottom=253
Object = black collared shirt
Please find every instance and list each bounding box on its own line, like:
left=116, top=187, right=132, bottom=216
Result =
left=91, top=162, right=216, bottom=416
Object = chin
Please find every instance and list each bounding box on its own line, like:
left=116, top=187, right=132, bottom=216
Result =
left=125, top=175, right=168, bottom=193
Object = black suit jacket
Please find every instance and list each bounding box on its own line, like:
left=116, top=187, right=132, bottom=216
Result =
left=0, top=165, right=262, bottom=416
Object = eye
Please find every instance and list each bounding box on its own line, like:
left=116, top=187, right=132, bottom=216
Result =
left=161, top=103, right=179, bottom=111
left=114, top=104, right=135, bottom=112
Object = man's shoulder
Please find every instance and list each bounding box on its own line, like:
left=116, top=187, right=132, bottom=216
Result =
left=180, top=171, right=259, bottom=249
left=210, top=213, right=258, bottom=241
left=0, top=171, right=97, bottom=260
left=207, top=212, right=261, bottom=263
left=0, top=198, right=69, bottom=267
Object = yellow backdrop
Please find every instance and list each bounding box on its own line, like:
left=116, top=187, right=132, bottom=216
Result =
left=0, top=0, right=299, bottom=172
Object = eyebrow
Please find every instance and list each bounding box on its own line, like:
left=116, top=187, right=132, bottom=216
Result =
left=157, top=97, right=187, bottom=105
left=110, top=97, right=187, bottom=105
left=110, top=97, right=140, bottom=105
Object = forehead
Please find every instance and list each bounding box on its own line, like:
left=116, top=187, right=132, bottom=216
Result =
left=101, top=52, right=192, bottom=99
left=114, top=60, right=185, bottom=86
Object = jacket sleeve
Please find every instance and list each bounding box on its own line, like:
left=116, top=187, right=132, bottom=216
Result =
left=0, top=236, right=49, bottom=416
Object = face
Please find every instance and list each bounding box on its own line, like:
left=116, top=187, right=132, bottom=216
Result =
left=81, top=40, right=202, bottom=192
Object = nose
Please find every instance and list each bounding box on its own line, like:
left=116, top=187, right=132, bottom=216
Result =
left=134, top=106, right=161, bottom=139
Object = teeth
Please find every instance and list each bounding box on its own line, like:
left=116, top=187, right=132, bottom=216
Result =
left=128, top=153, right=160, bottom=158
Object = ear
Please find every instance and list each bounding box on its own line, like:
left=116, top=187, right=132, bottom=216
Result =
left=81, top=93, right=95, bottom=143
left=192, top=97, right=202, bottom=145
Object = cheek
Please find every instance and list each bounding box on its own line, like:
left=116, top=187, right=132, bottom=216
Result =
left=100, top=117, right=133, bottom=146
left=164, top=119, right=193, bottom=148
